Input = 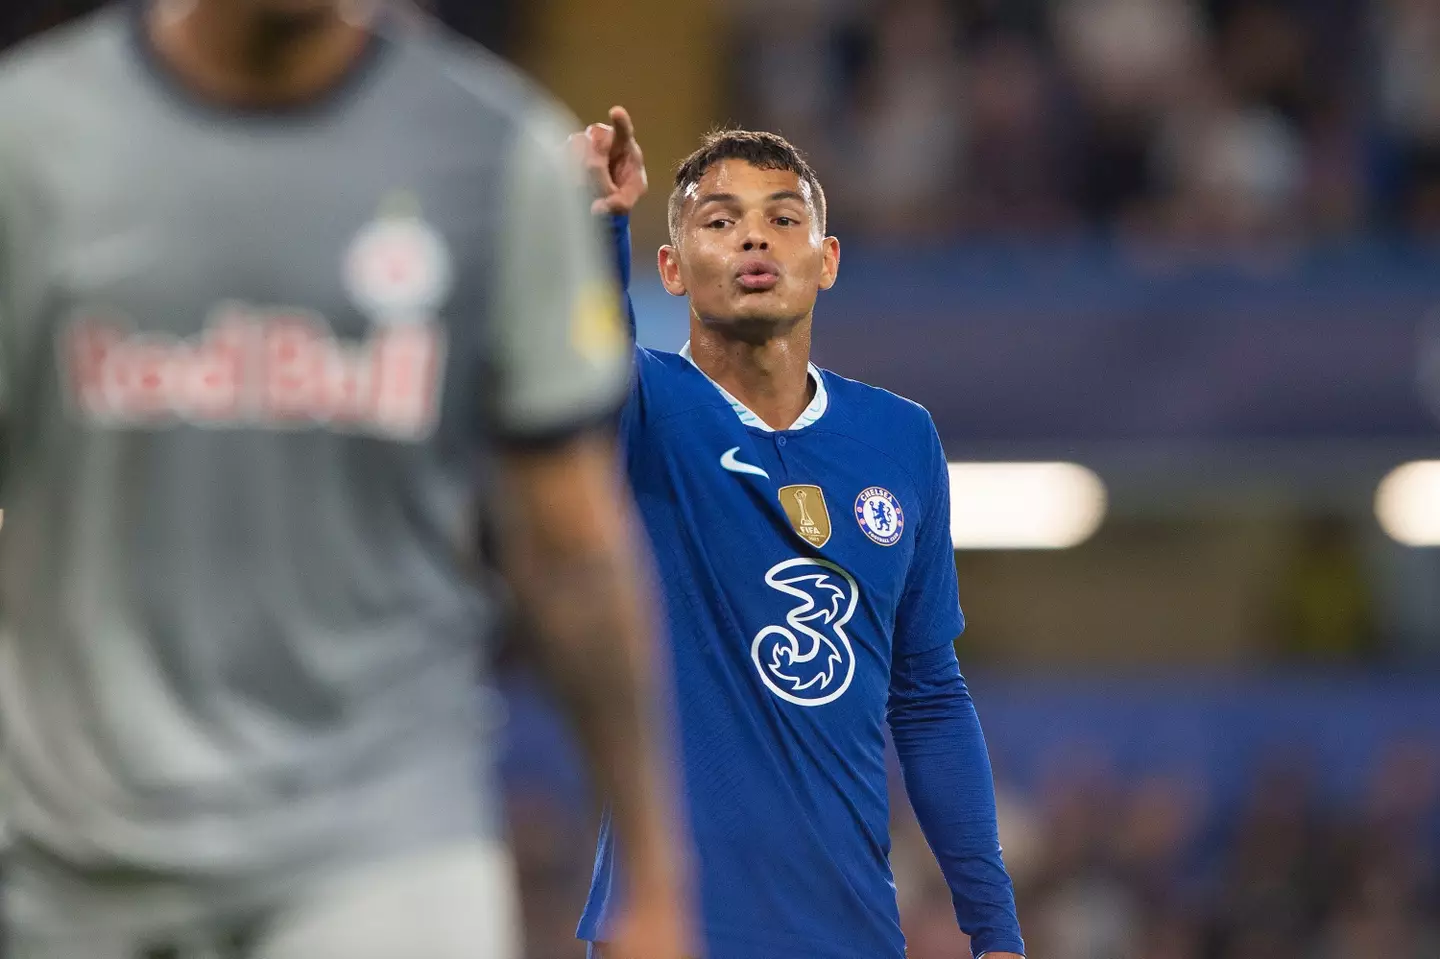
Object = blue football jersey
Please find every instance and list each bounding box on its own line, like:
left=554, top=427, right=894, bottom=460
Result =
left=578, top=342, right=966, bottom=959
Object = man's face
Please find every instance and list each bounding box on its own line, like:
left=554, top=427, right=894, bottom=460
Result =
left=660, top=160, right=839, bottom=340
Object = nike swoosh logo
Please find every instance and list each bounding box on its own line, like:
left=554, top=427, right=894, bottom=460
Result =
left=720, top=446, right=769, bottom=479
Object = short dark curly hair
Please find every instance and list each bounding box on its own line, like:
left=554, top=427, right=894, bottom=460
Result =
left=667, top=129, right=827, bottom=246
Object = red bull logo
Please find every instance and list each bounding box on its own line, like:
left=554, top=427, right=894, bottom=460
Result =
left=61, top=302, right=445, bottom=441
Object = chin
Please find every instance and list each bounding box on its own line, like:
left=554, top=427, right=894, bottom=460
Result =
left=702, top=311, right=798, bottom=345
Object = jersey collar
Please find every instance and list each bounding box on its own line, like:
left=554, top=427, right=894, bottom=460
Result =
left=679, top=341, right=828, bottom=432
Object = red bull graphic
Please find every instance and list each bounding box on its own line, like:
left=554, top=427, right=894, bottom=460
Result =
left=61, top=302, right=446, bottom=441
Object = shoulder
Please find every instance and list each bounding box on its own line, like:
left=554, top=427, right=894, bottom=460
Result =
left=0, top=9, right=126, bottom=194
left=628, top=346, right=733, bottom=422
left=635, top=345, right=692, bottom=375
left=820, top=368, right=941, bottom=453
left=0, top=7, right=124, bottom=120
left=634, top=345, right=713, bottom=398
left=392, top=16, right=577, bottom=146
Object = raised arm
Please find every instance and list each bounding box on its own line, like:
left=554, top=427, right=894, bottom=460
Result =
left=887, top=422, right=1025, bottom=959
left=569, top=105, right=647, bottom=343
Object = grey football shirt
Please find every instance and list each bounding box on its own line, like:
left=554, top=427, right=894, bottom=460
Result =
left=0, top=2, right=627, bottom=931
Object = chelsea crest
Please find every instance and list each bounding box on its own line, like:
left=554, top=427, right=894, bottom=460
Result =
left=854, top=487, right=904, bottom=546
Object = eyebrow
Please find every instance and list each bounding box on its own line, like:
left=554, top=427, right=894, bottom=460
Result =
left=765, top=190, right=809, bottom=206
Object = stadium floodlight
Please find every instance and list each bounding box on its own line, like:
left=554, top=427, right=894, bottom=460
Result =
left=1375, top=461, right=1440, bottom=547
left=948, top=462, right=1107, bottom=550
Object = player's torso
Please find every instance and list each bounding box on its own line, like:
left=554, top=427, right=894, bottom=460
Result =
left=640, top=410, right=918, bottom=716
left=630, top=352, right=922, bottom=710
left=621, top=351, right=923, bottom=955
left=0, top=11, right=520, bottom=881
left=7, top=27, right=498, bottom=461
left=0, top=14, right=515, bottom=653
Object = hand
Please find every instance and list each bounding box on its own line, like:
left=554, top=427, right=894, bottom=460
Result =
left=601, top=882, right=693, bottom=959
left=568, top=105, right=649, bottom=216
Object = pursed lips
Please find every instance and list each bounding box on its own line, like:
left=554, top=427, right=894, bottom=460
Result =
left=735, top=257, right=780, bottom=291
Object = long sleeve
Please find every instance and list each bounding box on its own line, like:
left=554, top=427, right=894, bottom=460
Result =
left=600, top=212, right=651, bottom=456
left=606, top=213, right=637, bottom=343
left=888, top=415, right=1024, bottom=957
left=888, top=643, right=1025, bottom=957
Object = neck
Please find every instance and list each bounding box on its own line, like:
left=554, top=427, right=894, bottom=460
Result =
left=689, top=310, right=815, bottom=431
left=147, top=0, right=373, bottom=108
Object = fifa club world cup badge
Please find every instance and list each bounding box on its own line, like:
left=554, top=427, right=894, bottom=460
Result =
left=779, top=484, right=832, bottom=548
left=854, top=487, right=904, bottom=546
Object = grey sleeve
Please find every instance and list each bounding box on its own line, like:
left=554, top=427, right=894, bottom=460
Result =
left=488, top=103, right=630, bottom=443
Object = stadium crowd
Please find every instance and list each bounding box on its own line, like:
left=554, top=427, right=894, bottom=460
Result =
left=729, top=0, right=1440, bottom=243
left=503, top=704, right=1440, bottom=959
left=8, top=0, right=1440, bottom=245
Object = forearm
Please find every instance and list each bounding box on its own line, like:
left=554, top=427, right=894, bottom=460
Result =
left=889, top=645, right=1024, bottom=957
left=500, top=439, right=679, bottom=888
left=520, top=544, right=675, bottom=879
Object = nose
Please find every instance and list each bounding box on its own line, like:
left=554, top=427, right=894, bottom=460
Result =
left=739, top=212, right=770, bottom=251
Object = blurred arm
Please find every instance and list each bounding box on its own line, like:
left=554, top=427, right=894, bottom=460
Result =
left=485, top=102, right=689, bottom=957
left=495, top=431, right=684, bottom=905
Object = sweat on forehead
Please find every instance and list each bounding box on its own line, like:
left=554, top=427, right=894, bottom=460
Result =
left=680, top=170, right=813, bottom=202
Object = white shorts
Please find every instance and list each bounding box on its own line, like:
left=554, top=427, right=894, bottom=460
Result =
left=6, top=841, right=523, bottom=959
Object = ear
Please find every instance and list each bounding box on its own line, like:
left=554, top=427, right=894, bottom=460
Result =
left=818, top=235, right=840, bottom=292
left=658, top=244, right=687, bottom=297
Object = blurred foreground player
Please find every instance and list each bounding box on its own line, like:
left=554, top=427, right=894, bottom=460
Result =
left=0, top=4, right=689, bottom=958
left=573, top=111, right=1026, bottom=959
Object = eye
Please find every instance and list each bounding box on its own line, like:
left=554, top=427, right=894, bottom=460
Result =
left=705, top=218, right=732, bottom=229
left=775, top=216, right=798, bottom=227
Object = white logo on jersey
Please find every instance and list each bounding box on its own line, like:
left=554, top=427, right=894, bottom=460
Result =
left=60, top=302, right=446, bottom=441
left=720, top=446, right=769, bottom=479
left=344, top=213, right=453, bottom=323
left=751, top=557, right=859, bottom=707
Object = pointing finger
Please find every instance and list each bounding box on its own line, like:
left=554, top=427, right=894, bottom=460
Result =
left=608, top=106, right=636, bottom=161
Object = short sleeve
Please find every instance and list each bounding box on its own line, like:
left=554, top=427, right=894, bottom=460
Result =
left=487, top=102, right=630, bottom=444
left=893, top=416, right=965, bottom=659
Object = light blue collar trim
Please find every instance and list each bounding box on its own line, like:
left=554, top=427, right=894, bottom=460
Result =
left=679, top=341, right=828, bottom=431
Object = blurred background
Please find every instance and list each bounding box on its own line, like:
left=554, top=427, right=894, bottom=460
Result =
left=6, top=1, right=1440, bottom=956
